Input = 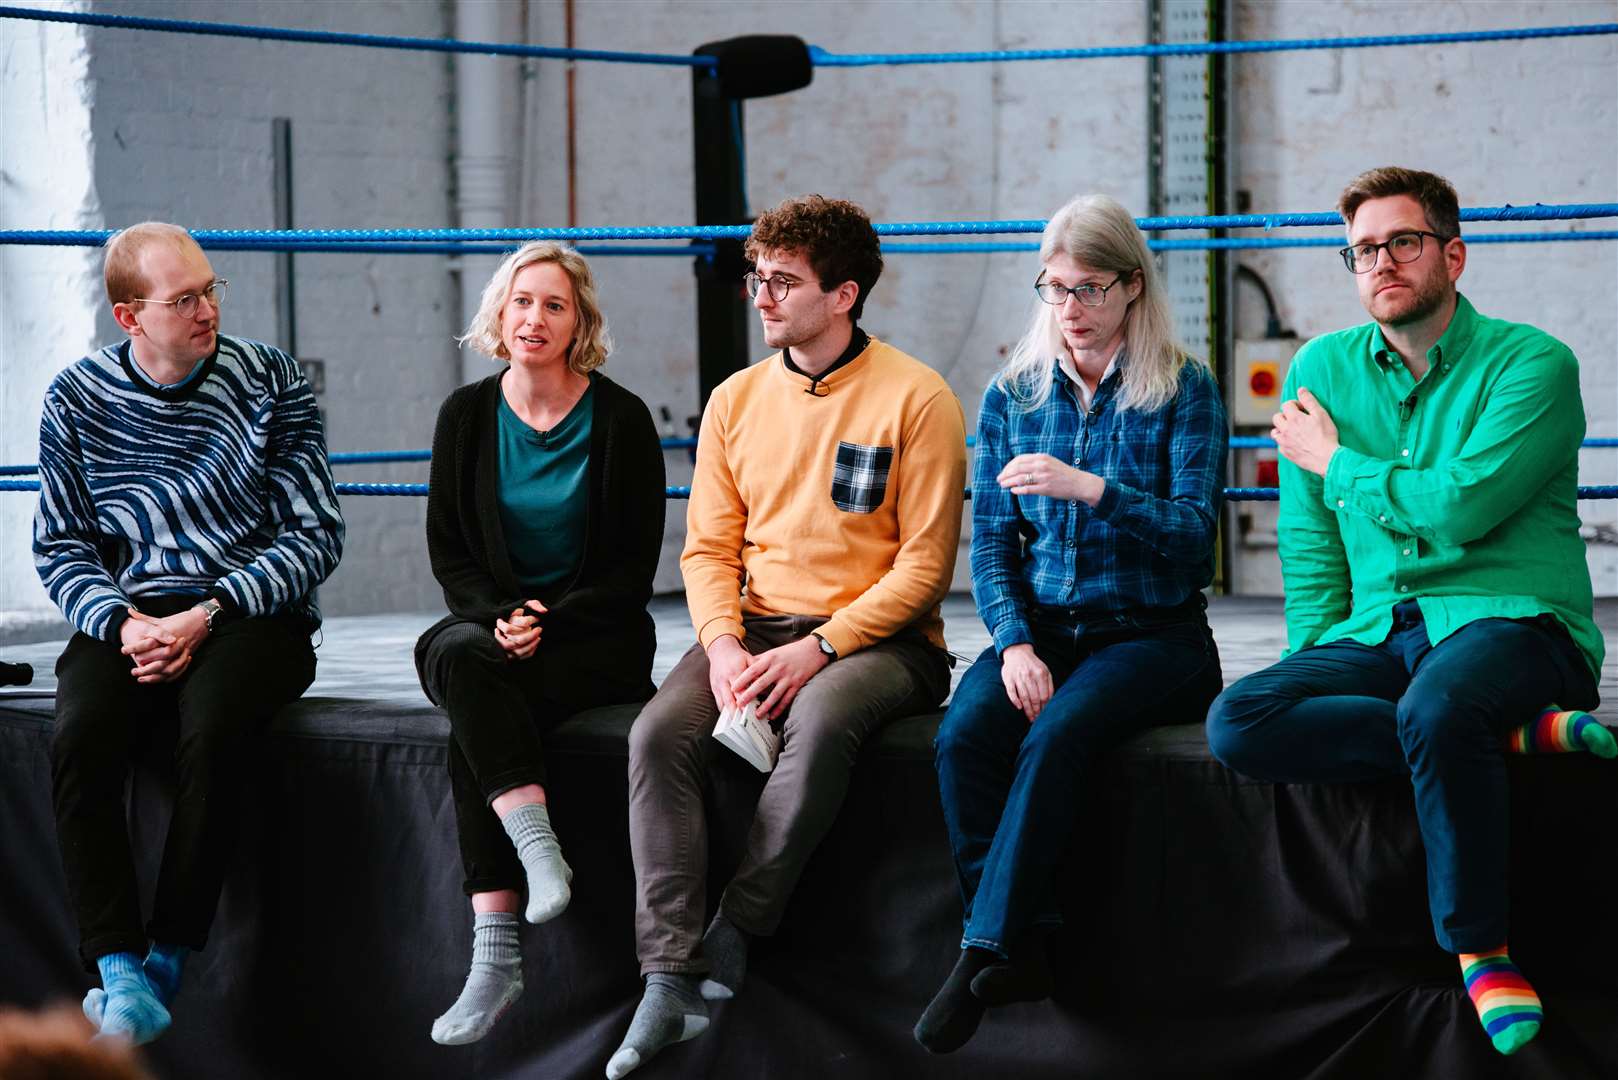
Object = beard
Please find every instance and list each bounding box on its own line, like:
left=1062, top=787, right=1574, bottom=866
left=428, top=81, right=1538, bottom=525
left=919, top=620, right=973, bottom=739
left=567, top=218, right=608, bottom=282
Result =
left=1367, top=266, right=1450, bottom=327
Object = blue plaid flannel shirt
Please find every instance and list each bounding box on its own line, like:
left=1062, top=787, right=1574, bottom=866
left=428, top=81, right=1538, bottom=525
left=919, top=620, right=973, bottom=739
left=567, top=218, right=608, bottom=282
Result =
left=970, top=359, right=1229, bottom=653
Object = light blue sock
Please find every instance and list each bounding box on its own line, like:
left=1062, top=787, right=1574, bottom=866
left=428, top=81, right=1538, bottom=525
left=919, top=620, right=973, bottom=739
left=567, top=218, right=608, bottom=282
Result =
left=93, top=951, right=171, bottom=1045
left=144, top=942, right=189, bottom=1004
left=85, top=941, right=190, bottom=1026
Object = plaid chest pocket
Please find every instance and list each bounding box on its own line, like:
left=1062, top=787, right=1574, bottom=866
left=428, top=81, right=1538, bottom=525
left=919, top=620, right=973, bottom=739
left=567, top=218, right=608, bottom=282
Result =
left=831, top=441, right=894, bottom=514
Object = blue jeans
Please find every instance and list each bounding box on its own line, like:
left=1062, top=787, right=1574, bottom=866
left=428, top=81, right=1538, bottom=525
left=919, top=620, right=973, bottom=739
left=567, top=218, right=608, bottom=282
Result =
left=935, top=607, right=1223, bottom=957
left=1206, top=601, right=1598, bottom=954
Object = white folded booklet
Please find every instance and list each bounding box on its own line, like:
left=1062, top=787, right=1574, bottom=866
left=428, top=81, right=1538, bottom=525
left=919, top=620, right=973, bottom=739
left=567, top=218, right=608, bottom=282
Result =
left=712, top=701, right=781, bottom=773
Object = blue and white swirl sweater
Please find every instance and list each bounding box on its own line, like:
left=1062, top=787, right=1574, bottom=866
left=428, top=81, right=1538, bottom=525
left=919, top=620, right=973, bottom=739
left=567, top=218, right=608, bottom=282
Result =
left=34, top=335, right=345, bottom=642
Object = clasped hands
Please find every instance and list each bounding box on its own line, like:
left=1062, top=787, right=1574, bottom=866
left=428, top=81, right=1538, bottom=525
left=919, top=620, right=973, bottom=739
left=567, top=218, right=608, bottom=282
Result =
left=1271, top=387, right=1339, bottom=477
left=119, top=606, right=209, bottom=684
left=495, top=600, right=546, bottom=660
left=706, top=633, right=830, bottom=722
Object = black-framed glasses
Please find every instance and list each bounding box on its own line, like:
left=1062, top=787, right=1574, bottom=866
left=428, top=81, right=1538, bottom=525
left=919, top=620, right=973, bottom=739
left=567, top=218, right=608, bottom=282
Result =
left=132, top=279, right=229, bottom=318
left=743, top=271, right=800, bottom=303
left=1034, top=272, right=1128, bottom=307
left=1339, top=232, right=1451, bottom=274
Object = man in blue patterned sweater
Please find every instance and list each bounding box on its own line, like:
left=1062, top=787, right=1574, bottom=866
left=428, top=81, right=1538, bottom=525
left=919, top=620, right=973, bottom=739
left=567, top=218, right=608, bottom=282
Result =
left=34, top=222, right=344, bottom=1045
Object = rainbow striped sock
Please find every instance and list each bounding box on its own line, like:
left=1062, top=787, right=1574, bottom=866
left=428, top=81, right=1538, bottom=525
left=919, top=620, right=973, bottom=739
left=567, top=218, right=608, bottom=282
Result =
left=1459, top=947, right=1542, bottom=1056
left=1505, top=706, right=1616, bottom=758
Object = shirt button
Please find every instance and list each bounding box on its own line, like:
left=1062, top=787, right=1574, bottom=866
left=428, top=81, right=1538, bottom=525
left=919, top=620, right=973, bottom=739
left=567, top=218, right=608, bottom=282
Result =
left=1400, top=585, right=1410, bottom=593
left=1337, top=499, right=1345, bottom=508
left=1402, top=548, right=1412, bottom=556
left=1401, top=449, right=1410, bottom=457
left=1379, top=514, right=1387, bottom=522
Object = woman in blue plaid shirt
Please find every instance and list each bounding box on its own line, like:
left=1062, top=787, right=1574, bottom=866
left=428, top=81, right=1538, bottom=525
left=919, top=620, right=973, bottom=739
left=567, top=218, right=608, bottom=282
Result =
left=916, top=194, right=1229, bottom=1052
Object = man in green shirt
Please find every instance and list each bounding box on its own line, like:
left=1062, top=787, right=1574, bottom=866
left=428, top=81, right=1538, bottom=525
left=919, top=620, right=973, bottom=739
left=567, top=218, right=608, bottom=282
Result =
left=1206, top=167, right=1611, bottom=1058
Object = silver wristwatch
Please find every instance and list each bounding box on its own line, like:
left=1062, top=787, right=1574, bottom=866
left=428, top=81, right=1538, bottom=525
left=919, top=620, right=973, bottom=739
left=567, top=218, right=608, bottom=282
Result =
left=196, top=597, right=224, bottom=631
left=811, top=633, right=837, bottom=661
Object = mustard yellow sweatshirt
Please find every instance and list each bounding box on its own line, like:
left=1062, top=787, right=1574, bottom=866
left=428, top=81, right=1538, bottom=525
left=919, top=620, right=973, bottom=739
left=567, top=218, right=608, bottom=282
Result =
left=682, top=337, right=967, bottom=657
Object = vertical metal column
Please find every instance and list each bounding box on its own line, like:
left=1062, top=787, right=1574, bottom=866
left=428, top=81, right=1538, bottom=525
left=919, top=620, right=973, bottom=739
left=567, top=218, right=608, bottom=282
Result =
left=1148, top=0, right=1232, bottom=588
left=272, top=117, right=297, bottom=357
left=272, top=117, right=324, bottom=410
left=691, top=74, right=751, bottom=409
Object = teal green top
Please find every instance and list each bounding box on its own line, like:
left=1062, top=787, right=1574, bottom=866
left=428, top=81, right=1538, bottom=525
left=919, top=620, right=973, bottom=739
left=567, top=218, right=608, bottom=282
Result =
left=496, top=379, right=593, bottom=595
left=1278, top=293, right=1600, bottom=680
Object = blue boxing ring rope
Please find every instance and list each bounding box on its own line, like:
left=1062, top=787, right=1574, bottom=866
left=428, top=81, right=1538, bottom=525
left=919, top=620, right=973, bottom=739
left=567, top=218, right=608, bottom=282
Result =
left=5, top=202, right=1616, bottom=251
left=1, top=8, right=1613, bottom=507
left=1, top=6, right=1612, bottom=67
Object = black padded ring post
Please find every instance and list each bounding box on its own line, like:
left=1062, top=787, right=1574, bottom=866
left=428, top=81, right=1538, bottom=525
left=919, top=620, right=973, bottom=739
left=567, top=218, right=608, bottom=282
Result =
left=694, top=35, right=813, bottom=100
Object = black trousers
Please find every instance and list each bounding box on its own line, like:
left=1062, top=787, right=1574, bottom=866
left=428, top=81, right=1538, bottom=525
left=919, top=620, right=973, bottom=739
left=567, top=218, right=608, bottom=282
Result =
left=415, top=618, right=649, bottom=896
left=51, top=595, right=316, bottom=969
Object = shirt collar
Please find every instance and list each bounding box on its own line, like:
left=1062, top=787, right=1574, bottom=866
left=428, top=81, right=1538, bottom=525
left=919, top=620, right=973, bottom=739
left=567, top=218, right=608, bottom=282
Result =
left=117, top=338, right=219, bottom=400
left=781, top=326, right=871, bottom=396
left=783, top=325, right=868, bottom=381
left=1058, top=345, right=1124, bottom=409
left=1369, top=291, right=1478, bottom=372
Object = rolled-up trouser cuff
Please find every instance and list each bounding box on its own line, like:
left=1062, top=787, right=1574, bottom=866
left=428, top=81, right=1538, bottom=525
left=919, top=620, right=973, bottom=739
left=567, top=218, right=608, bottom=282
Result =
left=80, top=930, right=151, bottom=974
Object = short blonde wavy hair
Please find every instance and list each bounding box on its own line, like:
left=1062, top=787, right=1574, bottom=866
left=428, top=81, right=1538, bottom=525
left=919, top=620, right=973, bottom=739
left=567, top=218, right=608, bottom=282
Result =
left=459, top=241, right=611, bottom=374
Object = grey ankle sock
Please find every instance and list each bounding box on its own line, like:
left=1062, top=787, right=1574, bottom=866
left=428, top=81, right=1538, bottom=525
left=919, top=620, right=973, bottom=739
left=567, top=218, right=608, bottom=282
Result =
left=605, top=973, right=709, bottom=1079
left=431, top=912, right=523, bottom=1046
left=697, top=913, right=748, bottom=1000
left=501, top=802, right=573, bottom=924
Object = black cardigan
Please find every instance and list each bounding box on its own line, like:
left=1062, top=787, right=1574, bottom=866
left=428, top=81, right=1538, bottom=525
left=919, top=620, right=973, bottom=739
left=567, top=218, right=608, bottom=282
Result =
left=421, top=370, right=666, bottom=698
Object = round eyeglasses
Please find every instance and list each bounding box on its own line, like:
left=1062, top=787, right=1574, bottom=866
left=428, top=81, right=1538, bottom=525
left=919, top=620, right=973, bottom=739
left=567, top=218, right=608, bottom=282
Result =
left=1034, top=272, right=1128, bottom=307
left=743, top=271, right=800, bottom=303
left=1339, top=232, right=1451, bottom=274
left=132, top=279, right=229, bottom=319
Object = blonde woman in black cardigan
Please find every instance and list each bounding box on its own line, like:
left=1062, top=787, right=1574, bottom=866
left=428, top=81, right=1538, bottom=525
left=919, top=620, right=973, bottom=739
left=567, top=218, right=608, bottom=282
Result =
left=416, top=242, right=665, bottom=1045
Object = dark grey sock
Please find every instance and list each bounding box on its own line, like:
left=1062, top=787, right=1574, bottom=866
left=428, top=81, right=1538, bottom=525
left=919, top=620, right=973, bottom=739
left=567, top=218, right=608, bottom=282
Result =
left=501, top=802, right=573, bottom=924
left=697, top=913, right=749, bottom=1000
left=971, top=940, right=1053, bottom=1005
left=432, top=912, right=523, bottom=1045
left=605, top=973, right=709, bottom=1079
left=914, top=948, right=995, bottom=1054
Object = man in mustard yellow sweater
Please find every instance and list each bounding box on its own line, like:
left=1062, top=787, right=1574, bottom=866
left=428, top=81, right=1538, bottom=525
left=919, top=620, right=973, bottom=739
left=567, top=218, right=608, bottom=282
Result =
left=607, top=196, right=968, bottom=1078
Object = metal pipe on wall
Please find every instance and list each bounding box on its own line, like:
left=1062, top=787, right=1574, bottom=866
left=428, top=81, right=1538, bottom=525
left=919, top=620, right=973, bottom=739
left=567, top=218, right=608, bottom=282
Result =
left=452, top=0, right=521, bottom=385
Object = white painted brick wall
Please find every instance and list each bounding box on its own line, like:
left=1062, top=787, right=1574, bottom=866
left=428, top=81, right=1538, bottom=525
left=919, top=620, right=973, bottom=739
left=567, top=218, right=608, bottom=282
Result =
left=1230, top=0, right=1617, bottom=595
left=85, top=0, right=461, bottom=619
left=0, top=2, right=102, bottom=640
left=534, top=0, right=1149, bottom=595
left=3, top=0, right=1614, bottom=643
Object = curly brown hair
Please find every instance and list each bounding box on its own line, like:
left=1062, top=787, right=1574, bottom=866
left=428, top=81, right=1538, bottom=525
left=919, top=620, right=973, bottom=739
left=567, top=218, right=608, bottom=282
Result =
left=745, top=195, right=883, bottom=320
left=1338, top=167, right=1461, bottom=239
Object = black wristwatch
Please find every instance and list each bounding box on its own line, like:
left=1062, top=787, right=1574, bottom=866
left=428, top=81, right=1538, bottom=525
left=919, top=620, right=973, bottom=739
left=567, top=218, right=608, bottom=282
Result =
left=811, top=633, right=837, bottom=661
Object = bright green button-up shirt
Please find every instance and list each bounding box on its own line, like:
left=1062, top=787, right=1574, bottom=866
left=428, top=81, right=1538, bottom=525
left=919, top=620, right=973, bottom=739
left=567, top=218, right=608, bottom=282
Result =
left=1277, top=293, right=1601, bottom=681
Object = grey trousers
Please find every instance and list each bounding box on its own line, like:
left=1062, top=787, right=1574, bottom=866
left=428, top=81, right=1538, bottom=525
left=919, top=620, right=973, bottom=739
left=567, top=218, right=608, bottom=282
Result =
left=626, top=613, right=950, bottom=975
